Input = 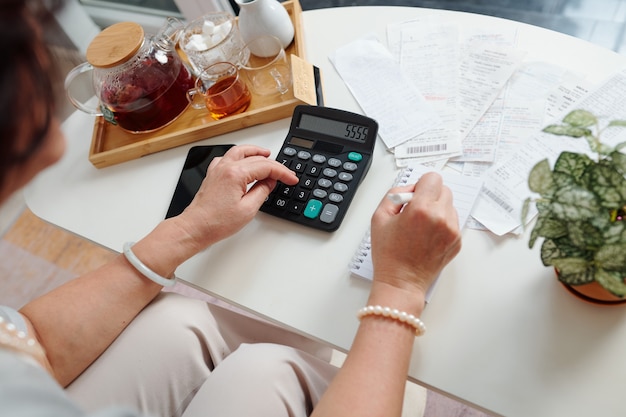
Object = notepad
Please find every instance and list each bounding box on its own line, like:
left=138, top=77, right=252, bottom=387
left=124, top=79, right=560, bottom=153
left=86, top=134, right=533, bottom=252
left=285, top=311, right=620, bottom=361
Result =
left=349, top=165, right=484, bottom=301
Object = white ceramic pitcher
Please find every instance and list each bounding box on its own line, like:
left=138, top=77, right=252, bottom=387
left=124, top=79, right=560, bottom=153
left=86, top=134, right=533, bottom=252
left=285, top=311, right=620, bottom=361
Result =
left=235, top=0, right=294, bottom=49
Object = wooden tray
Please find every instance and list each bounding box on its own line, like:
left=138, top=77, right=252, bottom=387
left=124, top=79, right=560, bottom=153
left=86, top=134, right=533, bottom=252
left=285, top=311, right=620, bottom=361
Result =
left=89, top=0, right=308, bottom=168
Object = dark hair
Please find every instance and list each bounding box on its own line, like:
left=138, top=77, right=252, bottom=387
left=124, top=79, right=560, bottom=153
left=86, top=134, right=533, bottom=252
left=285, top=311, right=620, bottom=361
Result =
left=0, top=0, right=60, bottom=183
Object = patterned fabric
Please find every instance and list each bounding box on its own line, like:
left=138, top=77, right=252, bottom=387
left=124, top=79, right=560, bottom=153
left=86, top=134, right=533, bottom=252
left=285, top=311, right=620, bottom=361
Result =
left=0, top=305, right=27, bottom=332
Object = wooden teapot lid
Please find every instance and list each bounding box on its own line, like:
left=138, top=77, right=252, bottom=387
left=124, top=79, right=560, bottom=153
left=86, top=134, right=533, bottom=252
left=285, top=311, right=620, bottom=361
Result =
left=86, top=22, right=144, bottom=68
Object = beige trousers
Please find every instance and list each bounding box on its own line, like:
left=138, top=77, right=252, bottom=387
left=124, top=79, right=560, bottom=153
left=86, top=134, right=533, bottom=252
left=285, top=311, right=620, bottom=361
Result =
left=65, top=292, right=338, bottom=417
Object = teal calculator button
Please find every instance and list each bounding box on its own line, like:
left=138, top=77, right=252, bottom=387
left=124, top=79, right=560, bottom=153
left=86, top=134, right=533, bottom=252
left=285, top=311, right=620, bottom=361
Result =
left=348, top=152, right=363, bottom=162
left=304, top=199, right=323, bottom=219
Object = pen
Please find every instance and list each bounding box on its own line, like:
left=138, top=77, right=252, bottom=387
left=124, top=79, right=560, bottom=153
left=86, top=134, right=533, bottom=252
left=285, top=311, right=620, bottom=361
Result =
left=387, top=192, right=413, bottom=205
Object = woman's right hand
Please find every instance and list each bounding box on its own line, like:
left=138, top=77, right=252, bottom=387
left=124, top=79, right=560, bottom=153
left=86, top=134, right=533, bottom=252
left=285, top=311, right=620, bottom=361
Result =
left=369, top=172, right=462, bottom=302
left=174, top=145, right=299, bottom=251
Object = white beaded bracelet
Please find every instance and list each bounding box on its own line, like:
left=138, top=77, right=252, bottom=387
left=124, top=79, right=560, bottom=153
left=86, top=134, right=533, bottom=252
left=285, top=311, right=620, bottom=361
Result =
left=357, top=305, right=426, bottom=336
left=123, top=242, right=176, bottom=287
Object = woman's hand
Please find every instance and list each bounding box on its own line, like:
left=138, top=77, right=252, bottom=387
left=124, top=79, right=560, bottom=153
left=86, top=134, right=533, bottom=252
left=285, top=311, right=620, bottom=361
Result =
left=369, top=172, right=462, bottom=300
left=175, top=145, right=298, bottom=249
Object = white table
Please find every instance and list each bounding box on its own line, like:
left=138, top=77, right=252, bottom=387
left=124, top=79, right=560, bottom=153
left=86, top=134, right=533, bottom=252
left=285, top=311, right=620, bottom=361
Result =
left=27, top=7, right=626, bottom=417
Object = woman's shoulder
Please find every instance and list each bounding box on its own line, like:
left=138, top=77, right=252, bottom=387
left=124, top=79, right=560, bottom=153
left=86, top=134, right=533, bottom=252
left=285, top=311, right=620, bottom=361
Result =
left=0, top=306, right=145, bottom=417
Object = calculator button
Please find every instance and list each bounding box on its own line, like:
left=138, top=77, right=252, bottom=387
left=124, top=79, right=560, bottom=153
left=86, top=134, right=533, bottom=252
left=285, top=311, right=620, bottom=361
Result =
left=328, top=158, right=342, bottom=168
left=307, top=165, right=321, bottom=177
left=343, top=162, right=358, bottom=171
left=329, top=193, right=343, bottom=203
left=279, top=185, right=295, bottom=197
left=318, top=178, right=332, bottom=188
left=338, top=172, right=353, bottom=182
left=295, top=189, right=309, bottom=201
left=297, top=151, right=311, bottom=160
left=348, top=152, right=363, bottom=162
left=283, top=147, right=297, bottom=156
left=304, top=199, right=323, bottom=219
left=272, top=197, right=289, bottom=209
left=333, top=183, right=348, bottom=193
left=323, top=168, right=337, bottom=178
left=313, top=189, right=327, bottom=199
left=320, top=204, right=339, bottom=224
left=288, top=201, right=304, bottom=213
left=292, top=161, right=306, bottom=172
left=301, top=177, right=315, bottom=189
left=312, top=154, right=326, bottom=163
left=278, top=158, right=291, bottom=167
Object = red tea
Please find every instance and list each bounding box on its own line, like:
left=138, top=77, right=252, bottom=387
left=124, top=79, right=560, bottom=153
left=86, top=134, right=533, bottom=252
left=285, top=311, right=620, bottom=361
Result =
left=204, top=75, right=251, bottom=120
left=100, top=60, right=195, bottom=132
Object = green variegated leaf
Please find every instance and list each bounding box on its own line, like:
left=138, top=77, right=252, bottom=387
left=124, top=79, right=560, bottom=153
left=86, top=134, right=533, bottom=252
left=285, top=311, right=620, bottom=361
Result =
left=541, top=237, right=591, bottom=264
left=530, top=207, right=550, bottom=249
left=593, top=187, right=626, bottom=209
left=588, top=163, right=626, bottom=208
left=542, top=124, right=591, bottom=138
left=552, top=171, right=579, bottom=189
left=534, top=217, right=568, bottom=239
left=540, top=239, right=560, bottom=265
left=595, top=243, right=626, bottom=271
left=589, top=213, right=611, bottom=231
left=586, top=138, right=614, bottom=155
left=529, top=227, right=539, bottom=249
left=551, top=185, right=600, bottom=220
left=554, top=152, right=592, bottom=181
left=607, top=120, right=626, bottom=128
left=540, top=238, right=589, bottom=265
left=566, top=221, right=603, bottom=249
left=521, top=197, right=532, bottom=226
left=553, top=258, right=594, bottom=285
left=603, top=221, right=626, bottom=244
left=609, top=150, right=626, bottom=175
left=535, top=200, right=552, bottom=215
left=528, top=159, right=554, bottom=195
left=595, top=269, right=626, bottom=297
left=563, top=109, right=597, bottom=128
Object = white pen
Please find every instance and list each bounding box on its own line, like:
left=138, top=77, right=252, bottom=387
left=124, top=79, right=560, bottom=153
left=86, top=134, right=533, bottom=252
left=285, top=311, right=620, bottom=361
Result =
left=387, top=192, right=413, bottom=205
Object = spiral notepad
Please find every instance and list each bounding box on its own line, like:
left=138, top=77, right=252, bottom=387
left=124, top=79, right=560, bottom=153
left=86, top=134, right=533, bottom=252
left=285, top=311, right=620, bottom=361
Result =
left=349, top=165, right=484, bottom=301
left=349, top=166, right=415, bottom=281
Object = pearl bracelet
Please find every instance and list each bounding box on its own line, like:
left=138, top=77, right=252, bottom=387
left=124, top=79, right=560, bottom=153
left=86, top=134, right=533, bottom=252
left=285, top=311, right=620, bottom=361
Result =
left=357, top=305, right=426, bottom=336
left=123, top=242, right=176, bottom=287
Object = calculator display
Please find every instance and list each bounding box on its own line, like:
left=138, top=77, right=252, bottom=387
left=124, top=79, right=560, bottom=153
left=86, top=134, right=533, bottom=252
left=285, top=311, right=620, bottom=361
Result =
left=298, top=113, right=369, bottom=142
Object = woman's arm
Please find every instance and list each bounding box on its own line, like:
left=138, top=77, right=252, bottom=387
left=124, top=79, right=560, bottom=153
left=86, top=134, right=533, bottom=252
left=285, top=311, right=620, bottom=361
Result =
left=19, top=145, right=298, bottom=387
left=312, top=173, right=462, bottom=417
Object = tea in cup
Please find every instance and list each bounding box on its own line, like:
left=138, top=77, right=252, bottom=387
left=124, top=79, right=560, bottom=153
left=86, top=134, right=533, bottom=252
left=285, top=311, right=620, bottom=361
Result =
left=238, top=35, right=292, bottom=96
left=187, top=62, right=251, bottom=120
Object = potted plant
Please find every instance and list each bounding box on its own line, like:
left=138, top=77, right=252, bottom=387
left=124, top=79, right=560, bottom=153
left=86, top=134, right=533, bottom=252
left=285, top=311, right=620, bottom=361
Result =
left=523, top=109, right=626, bottom=304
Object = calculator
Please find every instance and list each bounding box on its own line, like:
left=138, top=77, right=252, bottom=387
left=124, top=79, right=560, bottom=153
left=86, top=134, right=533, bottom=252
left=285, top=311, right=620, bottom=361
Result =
left=260, top=105, right=378, bottom=232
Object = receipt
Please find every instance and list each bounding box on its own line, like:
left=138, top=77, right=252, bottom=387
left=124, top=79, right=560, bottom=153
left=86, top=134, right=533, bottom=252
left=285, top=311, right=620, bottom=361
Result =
left=472, top=68, right=626, bottom=235
left=393, top=22, right=462, bottom=160
left=329, top=35, right=440, bottom=149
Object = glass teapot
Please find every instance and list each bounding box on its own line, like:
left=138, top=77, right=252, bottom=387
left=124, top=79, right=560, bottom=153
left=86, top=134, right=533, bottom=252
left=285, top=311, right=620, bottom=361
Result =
left=65, top=21, right=195, bottom=133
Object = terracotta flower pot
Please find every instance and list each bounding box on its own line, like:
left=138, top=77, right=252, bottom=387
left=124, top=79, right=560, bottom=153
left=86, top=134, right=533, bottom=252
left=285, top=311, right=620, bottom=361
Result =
left=559, top=275, right=626, bottom=306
